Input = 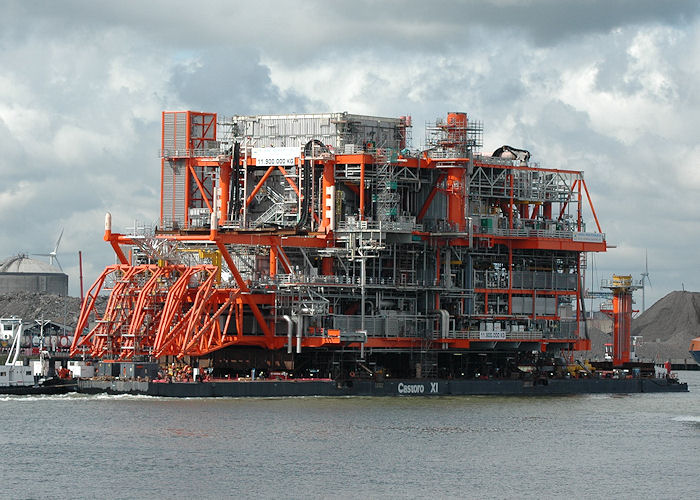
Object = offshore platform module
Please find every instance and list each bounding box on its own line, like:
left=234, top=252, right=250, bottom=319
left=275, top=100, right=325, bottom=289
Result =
left=71, top=110, right=607, bottom=378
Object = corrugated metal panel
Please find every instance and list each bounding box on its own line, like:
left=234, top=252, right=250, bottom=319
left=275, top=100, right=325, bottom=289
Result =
left=162, top=160, right=186, bottom=227
left=164, top=112, right=186, bottom=151
left=163, top=113, right=175, bottom=150
left=176, top=113, right=187, bottom=149
left=554, top=273, right=578, bottom=291
left=512, top=295, right=536, bottom=315
left=512, top=295, right=554, bottom=315
left=230, top=113, right=403, bottom=150
left=163, top=112, right=188, bottom=151
left=333, top=315, right=385, bottom=336
left=162, top=162, right=173, bottom=224
left=423, top=191, right=447, bottom=229
left=173, top=160, right=186, bottom=225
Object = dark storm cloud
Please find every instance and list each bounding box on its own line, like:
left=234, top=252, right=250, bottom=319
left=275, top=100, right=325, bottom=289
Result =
left=5, top=1, right=698, bottom=57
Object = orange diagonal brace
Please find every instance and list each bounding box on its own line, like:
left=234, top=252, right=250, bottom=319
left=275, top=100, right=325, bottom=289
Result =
left=128, top=265, right=165, bottom=335
left=580, top=178, right=603, bottom=233
left=558, top=179, right=578, bottom=221
left=277, top=166, right=300, bottom=197
left=97, top=266, right=144, bottom=356
left=215, top=240, right=273, bottom=337
left=219, top=294, right=238, bottom=340
left=274, top=245, right=293, bottom=274
left=182, top=292, right=238, bottom=355
left=188, top=164, right=214, bottom=214
left=246, top=165, right=275, bottom=207
left=154, top=268, right=196, bottom=351
left=418, top=173, right=446, bottom=221
left=180, top=268, right=217, bottom=353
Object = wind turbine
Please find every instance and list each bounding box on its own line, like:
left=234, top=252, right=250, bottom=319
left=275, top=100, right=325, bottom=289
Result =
left=34, top=228, right=64, bottom=271
left=640, top=249, right=651, bottom=312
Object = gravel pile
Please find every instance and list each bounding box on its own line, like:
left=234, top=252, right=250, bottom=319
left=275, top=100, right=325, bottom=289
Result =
left=632, top=290, right=700, bottom=362
left=0, top=292, right=102, bottom=327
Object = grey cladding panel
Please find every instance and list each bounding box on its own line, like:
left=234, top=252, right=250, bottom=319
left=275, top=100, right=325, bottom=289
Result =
left=162, top=160, right=186, bottom=226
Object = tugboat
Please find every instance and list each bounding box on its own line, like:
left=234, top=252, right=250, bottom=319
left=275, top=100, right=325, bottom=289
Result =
left=0, top=318, right=77, bottom=395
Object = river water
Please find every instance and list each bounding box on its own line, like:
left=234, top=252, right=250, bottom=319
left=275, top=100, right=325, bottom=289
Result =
left=1, top=371, right=699, bottom=499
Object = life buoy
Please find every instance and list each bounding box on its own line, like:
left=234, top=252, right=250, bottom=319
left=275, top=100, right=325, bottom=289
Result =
left=349, top=371, right=355, bottom=378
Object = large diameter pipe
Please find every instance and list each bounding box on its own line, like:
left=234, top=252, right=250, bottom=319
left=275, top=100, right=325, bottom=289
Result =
left=296, top=316, right=303, bottom=354
left=438, top=309, right=450, bottom=350
left=283, top=315, right=294, bottom=354
left=104, top=212, right=112, bottom=238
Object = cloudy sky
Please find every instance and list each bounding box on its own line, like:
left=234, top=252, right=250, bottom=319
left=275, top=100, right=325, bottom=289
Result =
left=1, top=0, right=699, bottom=309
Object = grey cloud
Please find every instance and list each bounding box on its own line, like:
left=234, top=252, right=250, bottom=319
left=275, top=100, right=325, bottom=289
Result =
left=0, top=0, right=698, bottom=305
left=169, top=47, right=315, bottom=114
left=5, top=1, right=698, bottom=60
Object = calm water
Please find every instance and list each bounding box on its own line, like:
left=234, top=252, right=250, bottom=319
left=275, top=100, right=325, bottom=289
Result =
left=1, top=372, right=699, bottom=499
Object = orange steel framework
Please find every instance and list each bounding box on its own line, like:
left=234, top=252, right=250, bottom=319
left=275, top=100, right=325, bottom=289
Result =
left=72, top=110, right=607, bottom=374
left=601, top=275, right=641, bottom=366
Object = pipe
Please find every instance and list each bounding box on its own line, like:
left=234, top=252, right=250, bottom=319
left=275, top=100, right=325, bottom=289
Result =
left=231, top=142, right=240, bottom=218
left=104, top=212, right=112, bottom=238
left=283, top=315, right=295, bottom=354
left=209, top=210, right=218, bottom=240
left=296, top=159, right=311, bottom=230
left=296, top=316, right=303, bottom=354
left=438, top=309, right=450, bottom=350
left=79, top=250, right=84, bottom=304
left=359, top=159, right=365, bottom=220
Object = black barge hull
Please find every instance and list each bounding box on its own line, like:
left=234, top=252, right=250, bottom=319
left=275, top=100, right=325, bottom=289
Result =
left=77, top=377, right=688, bottom=397
left=0, top=382, right=78, bottom=396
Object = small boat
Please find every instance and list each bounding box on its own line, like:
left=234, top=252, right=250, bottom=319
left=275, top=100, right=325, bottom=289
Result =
left=690, top=337, right=700, bottom=365
left=0, top=318, right=76, bottom=395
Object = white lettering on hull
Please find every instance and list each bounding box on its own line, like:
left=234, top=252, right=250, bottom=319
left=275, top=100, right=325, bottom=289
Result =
left=397, top=382, right=440, bottom=394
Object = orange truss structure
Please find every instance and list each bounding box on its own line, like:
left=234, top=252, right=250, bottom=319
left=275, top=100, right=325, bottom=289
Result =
left=72, top=110, right=607, bottom=377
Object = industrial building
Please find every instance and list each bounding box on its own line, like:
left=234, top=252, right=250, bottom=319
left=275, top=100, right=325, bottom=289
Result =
left=0, top=254, right=68, bottom=296
left=71, top=110, right=606, bottom=379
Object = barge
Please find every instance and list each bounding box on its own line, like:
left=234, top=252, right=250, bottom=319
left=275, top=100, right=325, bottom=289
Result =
left=77, top=376, right=687, bottom=397
left=67, top=109, right=688, bottom=395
